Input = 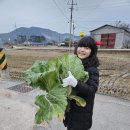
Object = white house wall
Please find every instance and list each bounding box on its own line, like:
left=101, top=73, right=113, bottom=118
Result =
left=91, top=26, right=124, bottom=48
left=115, top=31, right=124, bottom=48
left=123, top=31, right=130, bottom=47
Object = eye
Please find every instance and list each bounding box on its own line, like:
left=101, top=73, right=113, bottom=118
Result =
left=85, top=47, right=90, bottom=49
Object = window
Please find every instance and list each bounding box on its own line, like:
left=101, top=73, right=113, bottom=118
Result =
left=101, top=33, right=116, bottom=48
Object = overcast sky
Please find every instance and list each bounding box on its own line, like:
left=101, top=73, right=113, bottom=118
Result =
left=0, top=0, right=130, bottom=35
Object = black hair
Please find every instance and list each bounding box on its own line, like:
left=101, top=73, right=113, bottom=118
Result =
left=74, top=36, right=100, bottom=67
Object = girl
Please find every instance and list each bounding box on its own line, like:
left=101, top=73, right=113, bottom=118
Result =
left=62, top=36, right=100, bottom=130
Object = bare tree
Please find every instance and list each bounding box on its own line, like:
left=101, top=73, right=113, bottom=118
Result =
left=114, top=21, right=130, bottom=30
left=122, top=41, right=130, bottom=49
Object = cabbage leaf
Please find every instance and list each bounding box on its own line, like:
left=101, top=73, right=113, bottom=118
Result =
left=25, top=54, right=89, bottom=124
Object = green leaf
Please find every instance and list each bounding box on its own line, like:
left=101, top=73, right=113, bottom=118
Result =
left=25, top=54, right=89, bottom=124
left=35, top=87, right=68, bottom=124
left=69, top=95, right=86, bottom=107
left=25, top=59, right=62, bottom=91
left=59, top=54, right=89, bottom=82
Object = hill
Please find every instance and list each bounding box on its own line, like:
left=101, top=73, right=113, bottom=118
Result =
left=0, top=27, right=80, bottom=44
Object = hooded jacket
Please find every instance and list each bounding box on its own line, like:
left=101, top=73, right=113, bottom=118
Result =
left=63, top=59, right=99, bottom=130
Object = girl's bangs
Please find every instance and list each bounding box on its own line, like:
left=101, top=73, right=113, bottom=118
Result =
left=78, top=42, right=88, bottom=47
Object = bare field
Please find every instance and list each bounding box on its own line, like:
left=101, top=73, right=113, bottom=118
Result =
left=4, top=47, right=130, bottom=100
left=6, top=49, right=67, bottom=73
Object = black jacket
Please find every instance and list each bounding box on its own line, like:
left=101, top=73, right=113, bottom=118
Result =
left=63, top=64, right=99, bottom=130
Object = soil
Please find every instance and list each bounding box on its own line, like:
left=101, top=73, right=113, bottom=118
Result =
left=3, top=47, right=130, bottom=100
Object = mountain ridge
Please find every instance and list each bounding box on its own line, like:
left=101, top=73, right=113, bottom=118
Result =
left=0, top=26, right=80, bottom=44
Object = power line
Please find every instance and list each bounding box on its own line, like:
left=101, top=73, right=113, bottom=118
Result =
left=68, top=0, right=77, bottom=49
left=73, top=0, right=129, bottom=29
left=74, top=20, right=130, bottom=22
left=64, top=0, right=68, bottom=4
left=78, top=1, right=130, bottom=7
left=52, top=0, right=69, bottom=21
left=73, top=0, right=106, bottom=34
left=78, top=1, right=130, bottom=9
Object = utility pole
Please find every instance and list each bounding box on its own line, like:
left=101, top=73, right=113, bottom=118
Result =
left=59, top=33, right=61, bottom=43
left=15, top=23, right=18, bottom=44
left=68, top=0, right=77, bottom=49
left=72, top=22, right=75, bottom=46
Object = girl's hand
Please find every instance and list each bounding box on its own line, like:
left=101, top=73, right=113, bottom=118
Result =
left=62, top=71, right=78, bottom=87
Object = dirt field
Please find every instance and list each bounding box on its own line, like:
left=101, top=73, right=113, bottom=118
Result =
left=4, top=47, right=130, bottom=100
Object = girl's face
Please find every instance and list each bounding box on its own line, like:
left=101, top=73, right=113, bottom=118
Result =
left=77, top=46, right=91, bottom=59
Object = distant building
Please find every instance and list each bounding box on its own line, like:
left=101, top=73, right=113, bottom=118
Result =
left=57, top=43, right=65, bottom=47
left=90, top=24, right=130, bottom=49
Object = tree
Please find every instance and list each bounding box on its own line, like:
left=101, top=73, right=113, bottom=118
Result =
left=114, top=21, right=130, bottom=30
left=17, top=35, right=27, bottom=44
left=64, top=38, right=69, bottom=46
left=122, top=41, right=130, bottom=49
left=29, top=35, right=46, bottom=43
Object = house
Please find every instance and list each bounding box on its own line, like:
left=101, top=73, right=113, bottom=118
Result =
left=90, top=24, right=130, bottom=49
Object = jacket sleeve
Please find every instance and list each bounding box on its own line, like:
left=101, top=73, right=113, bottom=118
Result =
left=75, top=67, right=99, bottom=95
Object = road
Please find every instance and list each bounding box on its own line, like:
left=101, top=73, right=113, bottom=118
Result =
left=33, top=94, right=130, bottom=130
left=0, top=79, right=130, bottom=130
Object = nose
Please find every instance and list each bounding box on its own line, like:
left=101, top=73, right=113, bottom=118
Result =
left=80, top=47, right=85, bottom=51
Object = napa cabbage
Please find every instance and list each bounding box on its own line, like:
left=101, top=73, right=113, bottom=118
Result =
left=25, top=54, right=89, bottom=124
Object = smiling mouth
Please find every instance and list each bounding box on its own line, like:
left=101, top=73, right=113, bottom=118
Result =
left=79, top=53, right=86, bottom=55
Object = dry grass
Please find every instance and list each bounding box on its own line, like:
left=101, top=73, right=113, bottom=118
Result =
left=6, top=49, right=66, bottom=74
left=4, top=47, right=130, bottom=100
